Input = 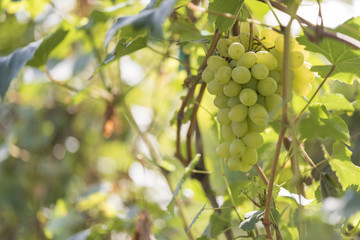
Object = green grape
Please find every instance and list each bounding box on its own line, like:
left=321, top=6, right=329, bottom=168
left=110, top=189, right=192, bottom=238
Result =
left=217, top=108, right=231, bottom=124
left=261, top=28, right=279, bottom=48
left=238, top=161, right=253, bottom=172
left=214, top=94, right=229, bottom=109
left=256, top=95, right=266, bottom=106
left=248, top=103, right=268, bottom=126
left=293, top=80, right=312, bottom=96
left=230, top=139, right=246, bottom=157
left=251, top=63, right=269, bottom=80
left=216, top=38, right=232, bottom=57
left=228, top=104, right=248, bottom=122
left=247, top=118, right=267, bottom=132
left=256, top=51, right=278, bottom=70
left=207, top=79, right=223, bottom=95
left=230, top=59, right=237, bottom=68
left=239, top=32, right=250, bottom=51
left=257, top=77, right=277, bottom=96
left=227, top=156, right=242, bottom=171
left=290, top=51, right=304, bottom=68
left=216, top=141, right=231, bottom=158
left=239, top=22, right=260, bottom=36
left=293, top=64, right=315, bottom=83
left=268, top=70, right=281, bottom=83
left=231, top=119, right=248, bottom=137
left=242, top=77, right=258, bottom=91
left=274, top=35, right=296, bottom=53
left=223, top=80, right=242, bottom=97
left=201, top=66, right=215, bottom=83
left=207, top=56, right=229, bottom=71
left=215, top=66, right=232, bottom=84
left=241, top=147, right=258, bottom=165
left=228, top=42, right=245, bottom=60
left=222, top=124, right=236, bottom=141
left=228, top=97, right=241, bottom=107
left=239, top=88, right=258, bottom=106
left=265, top=94, right=282, bottom=119
left=232, top=66, right=251, bottom=84
left=275, top=84, right=282, bottom=95
left=243, top=132, right=264, bottom=148
left=237, top=51, right=257, bottom=68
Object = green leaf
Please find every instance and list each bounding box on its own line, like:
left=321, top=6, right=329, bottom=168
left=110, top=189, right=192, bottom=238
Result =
left=320, top=93, right=354, bottom=112
left=0, top=40, right=41, bottom=98
left=299, top=103, right=349, bottom=141
left=167, top=154, right=201, bottom=214
left=208, top=0, right=244, bottom=32
left=239, top=210, right=264, bottom=231
left=187, top=203, right=206, bottom=234
left=329, top=145, right=360, bottom=190
left=320, top=172, right=341, bottom=199
left=203, top=199, right=232, bottom=238
left=104, top=0, right=177, bottom=45
left=277, top=187, right=314, bottom=206
left=297, top=17, right=360, bottom=84
left=27, top=28, right=69, bottom=67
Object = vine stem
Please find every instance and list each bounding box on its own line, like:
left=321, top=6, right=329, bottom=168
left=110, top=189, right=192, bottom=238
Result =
left=263, top=19, right=293, bottom=240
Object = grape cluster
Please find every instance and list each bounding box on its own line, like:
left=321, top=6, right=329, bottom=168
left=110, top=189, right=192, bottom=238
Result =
left=203, top=35, right=283, bottom=172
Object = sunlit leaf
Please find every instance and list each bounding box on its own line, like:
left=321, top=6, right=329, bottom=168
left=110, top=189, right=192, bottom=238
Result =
left=239, top=210, right=264, bottom=231
left=208, top=0, right=244, bottom=32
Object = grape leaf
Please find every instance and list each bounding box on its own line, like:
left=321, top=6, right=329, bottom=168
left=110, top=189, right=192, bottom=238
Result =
left=319, top=93, right=354, bottom=112
left=297, top=17, right=360, bottom=84
left=167, top=154, right=200, bottom=214
left=208, top=0, right=244, bottom=32
left=239, top=210, right=264, bottom=231
left=299, top=104, right=349, bottom=141
left=187, top=203, right=206, bottom=234
left=329, top=142, right=360, bottom=190
left=202, top=199, right=232, bottom=238
left=104, top=0, right=177, bottom=45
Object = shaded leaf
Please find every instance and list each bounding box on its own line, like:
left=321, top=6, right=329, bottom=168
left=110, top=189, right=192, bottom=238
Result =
left=187, top=203, right=206, bottom=234
left=208, top=0, right=244, bottom=32
left=0, top=40, right=41, bottom=98
left=167, top=154, right=201, bottom=214
left=320, top=172, right=341, bottom=199
left=239, top=210, right=264, bottom=231
left=104, top=0, right=177, bottom=45
left=298, top=17, right=360, bottom=84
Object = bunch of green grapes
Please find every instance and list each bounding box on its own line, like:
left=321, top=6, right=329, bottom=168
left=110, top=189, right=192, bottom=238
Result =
left=202, top=35, right=282, bottom=172
left=261, top=28, right=315, bottom=96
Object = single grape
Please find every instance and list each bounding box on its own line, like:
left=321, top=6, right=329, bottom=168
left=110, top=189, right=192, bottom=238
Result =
left=256, top=51, right=278, bottom=70
left=274, top=35, right=296, bottom=53
left=217, top=108, right=231, bottom=124
left=228, top=42, right=245, bottom=60
left=222, top=124, right=236, bottom=141
left=232, top=119, right=248, bottom=137
left=207, top=79, right=223, bottom=95
left=290, top=51, right=304, bottom=68
left=248, top=103, right=268, bottom=126
left=239, top=22, right=260, bottom=36
left=230, top=139, right=246, bottom=157
left=293, top=64, right=315, bottom=83
left=257, top=77, right=277, bottom=96
left=251, top=63, right=269, bottom=80
left=237, top=161, right=253, bottom=172
left=232, top=66, right=251, bottom=84
left=269, top=49, right=283, bottom=71
left=243, top=132, right=264, bottom=148
left=223, top=80, right=242, bottom=97
left=268, top=70, right=281, bottom=83
left=230, top=59, right=237, bottom=68
left=228, top=104, right=248, bottom=122
left=247, top=118, right=267, bottom=132
left=265, top=94, right=282, bottom=119
left=216, top=38, right=232, bottom=57
left=214, top=94, right=229, bottom=109
left=216, top=141, right=231, bottom=158
left=201, top=66, right=215, bottom=83
left=228, top=97, right=241, bottom=107
left=239, top=88, right=258, bottom=106
left=237, top=51, right=257, bottom=68
left=207, top=56, right=229, bottom=71
left=293, top=43, right=310, bottom=60
left=293, top=80, right=312, bottom=96
left=242, top=77, right=258, bottom=91
left=239, top=32, right=250, bottom=51
left=227, top=156, right=242, bottom=171
left=241, top=147, right=258, bottom=165
left=215, top=66, right=232, bottom=84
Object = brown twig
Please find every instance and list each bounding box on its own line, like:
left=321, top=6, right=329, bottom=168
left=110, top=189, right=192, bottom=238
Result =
left=254, top=163, right=269, bottom=185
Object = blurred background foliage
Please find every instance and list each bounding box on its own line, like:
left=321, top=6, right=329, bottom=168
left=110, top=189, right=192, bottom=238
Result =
left=0, top=0, right=360, bottom=240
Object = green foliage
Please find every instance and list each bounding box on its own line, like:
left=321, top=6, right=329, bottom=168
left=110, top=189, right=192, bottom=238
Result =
left=208, top=0, right=244, bottom=32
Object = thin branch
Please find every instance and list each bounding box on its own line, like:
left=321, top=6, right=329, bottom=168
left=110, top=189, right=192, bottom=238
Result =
left=44, top=68, right=80, bottom=93
left=254, top=163, right=269, bottom=185
left=294, top=65, right=336, bottom=124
